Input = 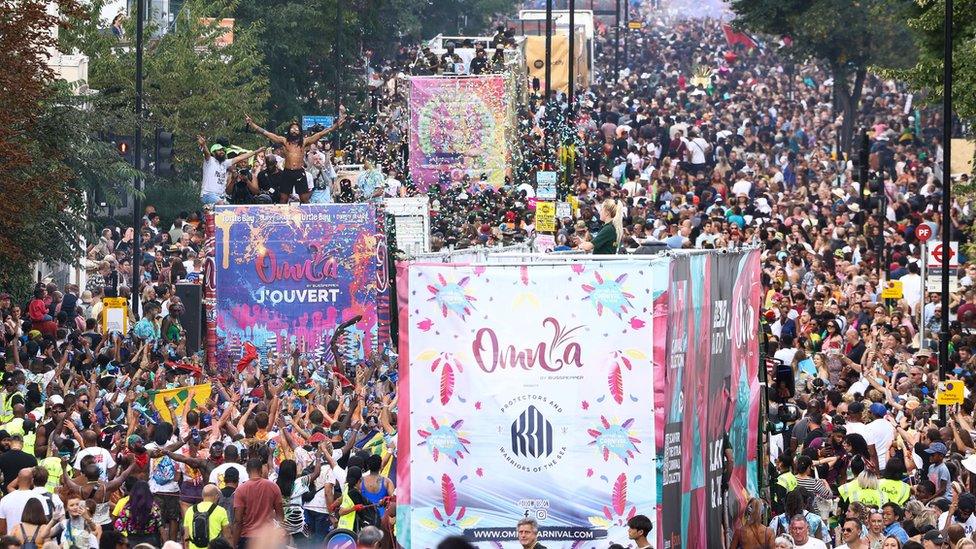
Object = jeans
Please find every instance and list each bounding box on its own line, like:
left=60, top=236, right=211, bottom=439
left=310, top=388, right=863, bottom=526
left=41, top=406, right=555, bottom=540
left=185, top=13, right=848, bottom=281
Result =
left=305, top=509, right=333, bottom=545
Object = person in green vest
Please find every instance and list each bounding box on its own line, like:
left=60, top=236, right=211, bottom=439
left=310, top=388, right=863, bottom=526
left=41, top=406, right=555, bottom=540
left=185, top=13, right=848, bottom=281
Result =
left=579, top=199, right=623, bottom=255
left=337, top=466, right=369, bottom=532
left=838, top=470, right=888, bottom=513
left=0, top=375, right=25, bottom=424
left=771, top=453, right=796, bottom=515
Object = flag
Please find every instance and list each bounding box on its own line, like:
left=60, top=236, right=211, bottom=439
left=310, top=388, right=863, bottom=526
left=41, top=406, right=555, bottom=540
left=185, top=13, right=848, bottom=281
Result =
left=151, top=383, right=212, bottom=424
left=722, top=23, right=759, bottom=51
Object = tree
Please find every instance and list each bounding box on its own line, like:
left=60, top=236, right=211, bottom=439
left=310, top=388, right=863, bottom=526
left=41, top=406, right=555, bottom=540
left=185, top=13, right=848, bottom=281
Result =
left=894, top=0, right=976, bottom=133
left=730, top=0, right=917, bottom=154
left=0, top=0, right=120, bottom=292
left=60, top=0, right=271, bottom=178
left=232, top=0, right=519, bottom=125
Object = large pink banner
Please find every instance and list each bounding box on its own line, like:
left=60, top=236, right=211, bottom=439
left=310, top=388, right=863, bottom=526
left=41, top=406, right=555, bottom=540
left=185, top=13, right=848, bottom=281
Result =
left=408, top=76, right=510, bottom=190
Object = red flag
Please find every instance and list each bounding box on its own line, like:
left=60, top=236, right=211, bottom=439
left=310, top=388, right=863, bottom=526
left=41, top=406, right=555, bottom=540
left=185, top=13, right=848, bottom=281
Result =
left=236, top=341, right=258, bottom=373
left=722, top=23, right=758, bottom=50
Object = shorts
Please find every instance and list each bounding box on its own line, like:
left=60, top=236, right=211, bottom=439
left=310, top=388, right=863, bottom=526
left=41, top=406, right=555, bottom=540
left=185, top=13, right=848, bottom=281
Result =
left=278, top=168, right=310, bottom=196
left=179, top=481, right=204, bottom=504
left=200, top=192, right=225, bottom=205
left=154, top=493, right=181, bottom=522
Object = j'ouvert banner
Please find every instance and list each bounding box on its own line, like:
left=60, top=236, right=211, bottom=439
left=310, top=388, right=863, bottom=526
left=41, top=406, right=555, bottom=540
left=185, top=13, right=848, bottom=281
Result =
left=212, top=204, right=386, bottom=369
left=397, top=260, right=660, bottom=549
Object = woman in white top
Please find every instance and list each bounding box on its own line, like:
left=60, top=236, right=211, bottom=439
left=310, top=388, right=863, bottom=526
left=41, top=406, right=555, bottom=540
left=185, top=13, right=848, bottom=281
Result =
left=51, top=498, right=101, bottom=549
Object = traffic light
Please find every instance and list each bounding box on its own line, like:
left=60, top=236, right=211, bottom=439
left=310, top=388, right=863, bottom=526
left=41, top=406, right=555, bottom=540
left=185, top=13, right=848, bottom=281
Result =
left=154, top=129, right=176, bottom=177
left=112, top=135, right=135, bottom=165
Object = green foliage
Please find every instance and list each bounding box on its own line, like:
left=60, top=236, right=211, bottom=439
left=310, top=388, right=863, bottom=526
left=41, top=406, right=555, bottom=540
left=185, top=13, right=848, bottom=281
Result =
left=232, top=0, right=518, bottom=125
left=143, top=179, right=204, bottom=228
left=61, top=0, right=271, bottom=178
left=730, top=0, right=916, bottom=151
left=891, top=0, right=976, bottom=125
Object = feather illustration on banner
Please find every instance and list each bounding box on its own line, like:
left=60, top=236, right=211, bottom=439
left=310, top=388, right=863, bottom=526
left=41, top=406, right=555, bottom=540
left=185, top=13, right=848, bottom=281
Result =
left=608, top=364, right=624, bottom=404
left=416, top=351, right=464, bottom=405
left=440, top=364, right=455, bottom=405
left=418, top=474, right=481, bottom=530
left=588, top=473, right=639, bottom=527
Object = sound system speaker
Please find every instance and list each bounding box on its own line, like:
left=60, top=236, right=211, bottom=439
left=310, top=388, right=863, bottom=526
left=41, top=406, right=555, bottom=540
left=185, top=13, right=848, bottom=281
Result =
left=174, top=283, right=202, bottom=355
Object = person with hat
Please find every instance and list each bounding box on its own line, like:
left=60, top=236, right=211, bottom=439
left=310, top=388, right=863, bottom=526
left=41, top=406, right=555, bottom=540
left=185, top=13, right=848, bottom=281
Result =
left=196, top=135, right=260, bottom=206
left=925, top=442, right=952, bottom=502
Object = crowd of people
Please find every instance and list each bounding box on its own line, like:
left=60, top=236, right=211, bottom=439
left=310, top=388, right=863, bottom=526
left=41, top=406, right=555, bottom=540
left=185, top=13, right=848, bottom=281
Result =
left=2, top=0, right=975, bottom=547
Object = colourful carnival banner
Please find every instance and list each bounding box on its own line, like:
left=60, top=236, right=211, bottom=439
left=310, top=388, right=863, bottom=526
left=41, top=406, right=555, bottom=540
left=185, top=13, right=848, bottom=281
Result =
left=408, top=76, right=511, bottom=191
left=658, top=250, right=761, bottom=549
left=397, top=260, right=659, bottom=549
left=213, top=204, right=383, bottom=369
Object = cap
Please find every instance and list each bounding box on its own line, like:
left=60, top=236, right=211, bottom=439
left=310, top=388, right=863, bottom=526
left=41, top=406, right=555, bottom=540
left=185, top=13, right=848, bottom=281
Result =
left=47, top=395, right=64, bottom=407
left=209, top=144, right=225, bottom=154
left=869, top=403, right=887, bottom=417
left=923, top=530, right=945, bottom=544
left=925, top=442, right=949, bottom=455
left=0, top=430, right=10, bottom=440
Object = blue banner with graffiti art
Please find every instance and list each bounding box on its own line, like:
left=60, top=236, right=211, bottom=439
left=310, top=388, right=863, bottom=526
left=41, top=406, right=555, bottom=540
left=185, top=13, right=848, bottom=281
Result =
left=213, top=204, right=385, bottom=369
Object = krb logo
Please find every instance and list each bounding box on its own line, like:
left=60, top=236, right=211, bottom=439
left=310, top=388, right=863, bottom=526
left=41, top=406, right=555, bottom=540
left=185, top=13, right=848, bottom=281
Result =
left=511, top=405, right=553, bottom=458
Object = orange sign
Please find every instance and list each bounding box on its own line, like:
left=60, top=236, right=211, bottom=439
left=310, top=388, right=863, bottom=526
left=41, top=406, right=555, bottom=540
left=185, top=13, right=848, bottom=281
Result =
left=200, top=18, right=235, bottom=47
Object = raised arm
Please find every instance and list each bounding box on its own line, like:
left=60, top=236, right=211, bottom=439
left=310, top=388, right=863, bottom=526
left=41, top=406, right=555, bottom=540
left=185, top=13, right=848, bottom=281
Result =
left=198, top=135, right=212, bottom=160
left=227, top=147, right=261, bottom=167
left=304, top=107, right=347, bottom=146
left=244, top=114, right=285, bottom=145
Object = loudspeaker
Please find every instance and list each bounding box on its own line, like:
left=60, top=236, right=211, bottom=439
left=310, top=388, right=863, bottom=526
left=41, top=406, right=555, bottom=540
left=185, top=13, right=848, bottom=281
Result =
left=174, top=283, right=202, bottom=355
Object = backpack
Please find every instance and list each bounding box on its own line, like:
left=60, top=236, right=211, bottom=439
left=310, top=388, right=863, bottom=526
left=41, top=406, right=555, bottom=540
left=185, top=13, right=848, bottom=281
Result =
left=190, top=503, right=218, bottom=547
left=20, top=523, right=39, bottom=549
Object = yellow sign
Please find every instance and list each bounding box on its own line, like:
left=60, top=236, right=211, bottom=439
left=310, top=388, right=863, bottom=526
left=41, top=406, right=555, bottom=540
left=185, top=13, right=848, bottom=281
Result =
left=151, top=384, right=213, bottom=424
left=101, top=297, right=129, bottom=335
left=628, top=20, right=644, bottom=30
left=937, top=380, right=965, bottom=406
left=881, top=280, right=903, bottom=300
left=568, top=195, right=579, bottom=216
left=536, top=201, right=556, bottom=232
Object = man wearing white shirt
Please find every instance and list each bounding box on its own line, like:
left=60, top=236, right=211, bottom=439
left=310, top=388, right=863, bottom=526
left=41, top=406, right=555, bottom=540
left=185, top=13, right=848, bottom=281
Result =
left=73, top=431, right=116, bottom=481
left=789, top=515, right=828, bottom=549
left=899, top=263, right=923, bottom=313
left=197, top=137, right=259, bottom=206
left=863, top=403, right=895, bottom=470
left=835, top=518, right=868, bottom=549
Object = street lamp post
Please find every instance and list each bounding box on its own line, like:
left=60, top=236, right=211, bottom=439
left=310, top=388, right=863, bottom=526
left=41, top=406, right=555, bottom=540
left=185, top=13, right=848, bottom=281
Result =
left=938, top=0, right=952, bottom=423
left=544, top=0, right=553, bottom=99
left=131, top=0, right=145, bottom=314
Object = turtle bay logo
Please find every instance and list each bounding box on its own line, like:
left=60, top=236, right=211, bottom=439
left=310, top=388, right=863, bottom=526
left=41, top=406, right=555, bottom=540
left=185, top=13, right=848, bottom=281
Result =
left=500, top=399, right=567, bottom=471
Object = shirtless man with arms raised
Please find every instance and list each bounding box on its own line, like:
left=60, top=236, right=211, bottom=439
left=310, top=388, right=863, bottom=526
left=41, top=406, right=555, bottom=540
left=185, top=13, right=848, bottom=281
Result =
left=244, top=105, right=346, bottom=204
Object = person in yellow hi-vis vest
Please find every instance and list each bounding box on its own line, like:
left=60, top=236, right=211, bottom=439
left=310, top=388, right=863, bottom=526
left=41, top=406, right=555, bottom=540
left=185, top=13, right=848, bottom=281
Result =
left=337, top=466, right=369, bottom=532
left=838, top=470, right=889, bottom=513
left=0, top=375, right=25, bottom=424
